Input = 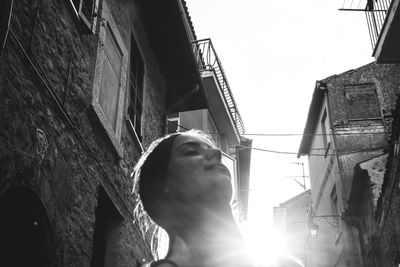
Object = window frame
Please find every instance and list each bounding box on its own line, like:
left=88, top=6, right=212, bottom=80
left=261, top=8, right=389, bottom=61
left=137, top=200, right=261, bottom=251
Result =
left=321, top=109, right=328, bottom=148
left=67, top=0, right=99, bottom=34
left=0, top=0, right=13, bottom=56
left=91, top=1, right=128, bottom=158
left=344, top=83, right=381, bottom=121
left=330, top=185, right=340, bottom=232
left=126, top=32, right=145, bottom=149
left=166, top=113, right=180, bottom=134
left=321, top=108, right=331, bottom=157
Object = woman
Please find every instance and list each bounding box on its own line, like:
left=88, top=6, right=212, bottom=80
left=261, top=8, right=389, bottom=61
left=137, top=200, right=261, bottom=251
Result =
left=133, top=130, right=303, bottom=267
left=133, top=130, right=249, bottom=267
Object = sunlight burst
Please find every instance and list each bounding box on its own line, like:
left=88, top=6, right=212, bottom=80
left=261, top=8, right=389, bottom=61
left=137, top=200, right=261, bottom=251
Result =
left=241, top=221, right=289, bottom=265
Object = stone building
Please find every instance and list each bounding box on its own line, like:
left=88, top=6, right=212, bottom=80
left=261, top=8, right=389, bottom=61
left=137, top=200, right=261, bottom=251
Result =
left=273, top=190, right=311, bottom=265
left=0, top=0, right=250, bottom=266
left=347, top=96, right=400, bottom=267
left=346, top=154, right=388, bottom=266
left=372, top=97, right=400, bottom=266
left=297, top=62, right=400, bottom=266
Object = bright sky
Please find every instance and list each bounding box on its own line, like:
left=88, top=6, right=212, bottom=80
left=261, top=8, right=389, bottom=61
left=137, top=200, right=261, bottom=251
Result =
left=186, top=0, right=373, bottom=260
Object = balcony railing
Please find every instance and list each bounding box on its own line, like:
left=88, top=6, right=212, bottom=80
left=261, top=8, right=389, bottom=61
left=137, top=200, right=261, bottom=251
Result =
left=340, top=0, right=392, bottom=51
left=365, top=0, right=391, bottom=50
left=191, top=38, right=245, bottom=135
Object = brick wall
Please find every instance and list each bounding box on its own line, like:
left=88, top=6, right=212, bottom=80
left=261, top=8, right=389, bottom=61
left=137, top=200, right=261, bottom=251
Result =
left=0, top=0, right=168, bottom=265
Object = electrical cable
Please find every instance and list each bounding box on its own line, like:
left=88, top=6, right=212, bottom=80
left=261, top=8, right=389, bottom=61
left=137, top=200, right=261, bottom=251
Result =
left=166, top=122, right=388, bottom=156
left=242, top=132, right=388, bottom=136
left=235, top=144, right=387, bottom=157
left=167, top=121, right=388, bottom=137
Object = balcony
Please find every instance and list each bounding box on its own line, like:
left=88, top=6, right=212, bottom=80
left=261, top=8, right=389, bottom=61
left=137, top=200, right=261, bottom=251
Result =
left=191, top=39, right=245, bottom=138
left=364, top=0, right=400, bottom=62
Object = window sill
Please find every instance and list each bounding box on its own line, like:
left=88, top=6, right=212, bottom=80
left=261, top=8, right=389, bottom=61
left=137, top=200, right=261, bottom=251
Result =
left=347, top=117, right=382, bottom=122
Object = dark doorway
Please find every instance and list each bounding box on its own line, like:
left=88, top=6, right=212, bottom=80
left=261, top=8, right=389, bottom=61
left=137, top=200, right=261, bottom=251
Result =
left=91, top=188, right=123, bottom=267
left=0, top=186, right=55, bottom=267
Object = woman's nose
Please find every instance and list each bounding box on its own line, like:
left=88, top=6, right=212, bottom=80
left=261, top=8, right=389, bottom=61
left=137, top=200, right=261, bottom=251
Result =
left=206, top=147, right=222, bottom=161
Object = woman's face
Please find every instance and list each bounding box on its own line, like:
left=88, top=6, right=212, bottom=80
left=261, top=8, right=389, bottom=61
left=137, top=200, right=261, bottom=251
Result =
left=165, top=134, right=233, bottom=204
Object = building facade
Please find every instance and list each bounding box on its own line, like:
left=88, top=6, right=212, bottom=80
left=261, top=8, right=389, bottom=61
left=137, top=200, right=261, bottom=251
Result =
left=166, top=37, right=252, bottom=222
left=0, top=0, right=250, bottom=266
left=273, top=190, right=311, bottom=265
left=347, top=96, right=400, bottom=267
left=298, top=62, right=400, bottom=266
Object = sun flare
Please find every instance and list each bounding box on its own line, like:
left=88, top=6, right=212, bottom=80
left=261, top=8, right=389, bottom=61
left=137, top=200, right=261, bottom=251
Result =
left=240, top=221, right=289, bottom=265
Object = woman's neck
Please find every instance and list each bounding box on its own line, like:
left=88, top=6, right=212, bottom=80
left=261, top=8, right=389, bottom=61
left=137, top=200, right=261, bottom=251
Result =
left=165, top=203, right=247, bottom=267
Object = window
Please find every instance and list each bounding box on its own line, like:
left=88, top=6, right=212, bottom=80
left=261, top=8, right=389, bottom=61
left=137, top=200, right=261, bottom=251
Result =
left=67, top=0, right=98, bottom=33
left=330, top=186, right=339, bottom=216
left=344, top=84, right=381, bottom=120
left=330, top=185, right=340, bottom=230
left=0, top=0, right=13, bottom=56
left=166, top=113, right=180, bottom=134
left=127, top=33, right=144, bottom=142
left=321, top=109, right=328, bottom=148
left=91, top=2, right=128, bottom=157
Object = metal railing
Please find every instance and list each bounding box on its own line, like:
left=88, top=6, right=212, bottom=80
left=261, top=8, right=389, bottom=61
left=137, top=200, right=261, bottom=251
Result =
left=365, top=0, right=391, bottom=50
left=191, top=38, right=245, bottom=135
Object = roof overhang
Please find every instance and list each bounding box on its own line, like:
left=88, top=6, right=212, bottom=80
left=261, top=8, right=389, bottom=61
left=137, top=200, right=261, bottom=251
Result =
left=139, top=0, right=207, bottom=112
left=297, top=82, right=326, bottom=157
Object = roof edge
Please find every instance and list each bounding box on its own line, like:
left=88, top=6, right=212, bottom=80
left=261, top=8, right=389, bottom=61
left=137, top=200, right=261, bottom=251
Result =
left=297, top=82, right=326, bottom=157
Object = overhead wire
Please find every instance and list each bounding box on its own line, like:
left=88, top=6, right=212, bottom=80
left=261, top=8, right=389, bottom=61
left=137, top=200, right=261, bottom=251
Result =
left=242, top=132, right=388, bottom=136
left=166, top=122, right=388, bottom=156
left=235, top=144, right=387, bottom=157
left=167, top=121, right=388, bottom=137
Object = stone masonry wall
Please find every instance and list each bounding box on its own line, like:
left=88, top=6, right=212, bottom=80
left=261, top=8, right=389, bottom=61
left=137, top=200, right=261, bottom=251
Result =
left=374, top=102, right=400, bottom=267
left=0, top=0, right=168, bottom=265
left=325, top=62, right=400, bottom=202
left=327, top=63, right=400, bottom=133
